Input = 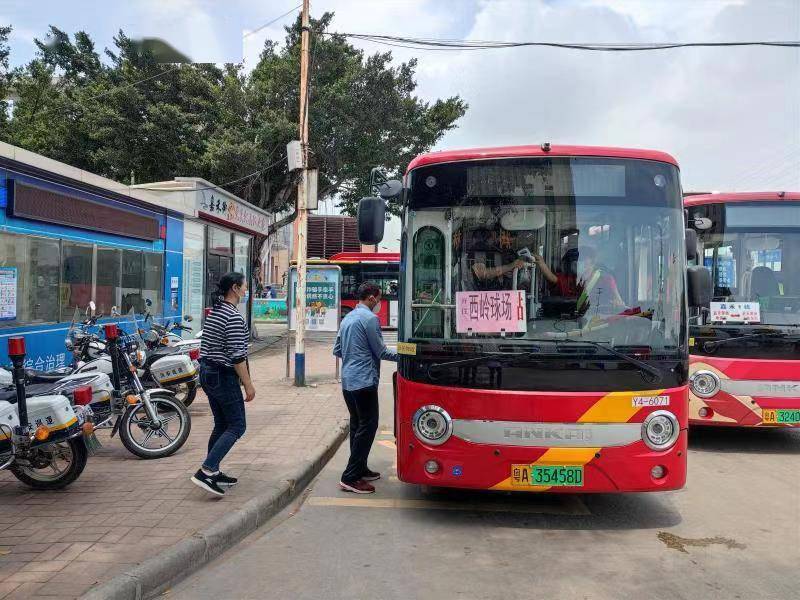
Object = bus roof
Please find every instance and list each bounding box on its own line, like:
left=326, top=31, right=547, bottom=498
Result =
left=684, top=191, right=800, bottom=207
left=327, top=252, right=400, bottom=263
left=406, top=144, right=679, bottom=172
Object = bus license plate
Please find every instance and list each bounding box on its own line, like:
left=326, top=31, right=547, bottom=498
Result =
left=511, top=464, right=584, bottom=487
left=763, top=409, right=800, bottom=425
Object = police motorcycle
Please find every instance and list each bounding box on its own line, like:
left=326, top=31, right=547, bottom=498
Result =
left=136, top=300, right=200, bottom=406
left=0, top=306, right=115, bottom=422
left=78, top=312, right=192, bottom=459
left=33, top=303, right=198, bottom=408
left=0, top=337, right=90, bottom=489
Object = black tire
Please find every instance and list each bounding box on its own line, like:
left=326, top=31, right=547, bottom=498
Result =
left=170, top=380, right=198, bottom=407
left=11, top=437, right=88, bottom=490
left=119, top=392, right=191, bottom=459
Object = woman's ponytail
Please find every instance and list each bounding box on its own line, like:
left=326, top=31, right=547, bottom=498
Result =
left=212, top=272, right=246, bottom=308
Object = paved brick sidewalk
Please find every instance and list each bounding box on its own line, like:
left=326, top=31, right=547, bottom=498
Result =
left=0, top=341, right=347, bottom=599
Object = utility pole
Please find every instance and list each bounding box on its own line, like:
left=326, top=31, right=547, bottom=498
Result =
left=294, top=0, right=311, bottom=386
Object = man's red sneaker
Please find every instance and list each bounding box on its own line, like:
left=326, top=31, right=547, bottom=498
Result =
left=339, top=479, right=376, bottom=494
left=362, top=469, right=381, bottom=481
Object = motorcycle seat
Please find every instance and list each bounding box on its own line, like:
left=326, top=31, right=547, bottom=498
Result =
left=0, top=382, right=61, bottom=402
left=24, top=368, right=73, bottom=383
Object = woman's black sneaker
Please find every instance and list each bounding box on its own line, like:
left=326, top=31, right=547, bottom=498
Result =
left=216, top=472, right=238, bottom=487
left=191, top=470, right=225, bottom=496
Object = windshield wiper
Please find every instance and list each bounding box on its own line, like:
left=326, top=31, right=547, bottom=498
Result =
left=427, top=350, right=542, bottom=371
left=554, top=339, right=663, bottom=384
left=704, top=330, right=792, bottom=349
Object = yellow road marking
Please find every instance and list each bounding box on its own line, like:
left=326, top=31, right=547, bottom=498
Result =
left=307, top=495, right=590, bottom=516
left=377, top=440, right=396, bottom=450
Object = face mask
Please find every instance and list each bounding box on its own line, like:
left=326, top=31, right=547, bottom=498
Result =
left=371, top=301, right=381, bottom=314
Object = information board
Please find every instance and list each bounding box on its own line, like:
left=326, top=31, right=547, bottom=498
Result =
left=288, top=266, right=341, bottom=332
left=0, top=267, right=17, bottom=321
left=710, top=301, right=761, bottom=324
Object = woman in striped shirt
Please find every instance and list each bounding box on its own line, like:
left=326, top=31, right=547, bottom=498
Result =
left=191, top=272, right=256, bottom=497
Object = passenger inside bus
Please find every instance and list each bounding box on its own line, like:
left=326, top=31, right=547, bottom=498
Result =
left=464, top=227, right=527, bottom=289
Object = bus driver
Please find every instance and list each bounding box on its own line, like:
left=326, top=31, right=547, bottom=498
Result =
left=533, top=246, right=624, bottom=313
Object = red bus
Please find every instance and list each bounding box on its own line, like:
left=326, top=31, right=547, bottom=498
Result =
left=686, top=192, right=800, bottom=427
left=305, top=252, right=400, bottom=328
left=359, top=144, right=709, bottom=492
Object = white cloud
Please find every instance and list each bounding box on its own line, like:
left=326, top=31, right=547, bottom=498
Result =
left=132, top=0, right=235, bottom=63
left=362, top=0, right=800, bottom=192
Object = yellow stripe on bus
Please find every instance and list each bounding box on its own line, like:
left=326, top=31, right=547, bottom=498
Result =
left=578, top=389, right=665, bottom=423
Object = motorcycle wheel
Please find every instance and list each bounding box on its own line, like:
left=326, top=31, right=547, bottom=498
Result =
left=170, top=380, right=198, bottom=407
left=11, top=438, right=88, bottom=490
left=119, top=392, right=191, bottom=459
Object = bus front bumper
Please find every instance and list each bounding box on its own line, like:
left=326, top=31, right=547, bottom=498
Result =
left=397, top=428, right=687, bottom=493
left=690, top=356, right=800, bottom=427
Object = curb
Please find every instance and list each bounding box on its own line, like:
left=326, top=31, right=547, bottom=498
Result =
left=80, top=419, right=349, bottom=600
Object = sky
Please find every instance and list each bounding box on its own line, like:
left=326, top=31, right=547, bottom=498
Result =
left=3, top=0, right=800, bottom=249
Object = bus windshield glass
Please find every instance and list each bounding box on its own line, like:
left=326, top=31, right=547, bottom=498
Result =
left=693, top=202, right=800, bottom=326
left=404, top=157, right=685, bottom=356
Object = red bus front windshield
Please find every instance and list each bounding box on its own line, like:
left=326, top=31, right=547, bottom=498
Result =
left=401, top=156, right=687, bottom=392
left=340, top=263, right=399, bottom=301
left=688, top=200, right=800, bottom=359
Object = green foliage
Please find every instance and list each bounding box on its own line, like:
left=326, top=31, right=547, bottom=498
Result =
left=0, top=15, right=467, bottom=216
left=0, top=26, right=12, bottom=129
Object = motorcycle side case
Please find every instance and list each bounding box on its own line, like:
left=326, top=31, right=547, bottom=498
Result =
left=51, top=372, right=114, bottom=405
left=0, top=395, right=80, bottom=452
left=150, top=354, right=198, bottom=386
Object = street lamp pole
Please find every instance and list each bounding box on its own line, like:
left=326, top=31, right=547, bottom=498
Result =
left=294, top=0, right=311, bottom=386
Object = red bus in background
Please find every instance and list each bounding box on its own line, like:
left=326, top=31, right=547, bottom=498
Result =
left=318, top=252, right=399, bottom=328
left=358, top=144, right=710, bottom=493
left=685, top=192, right=800, bottom=427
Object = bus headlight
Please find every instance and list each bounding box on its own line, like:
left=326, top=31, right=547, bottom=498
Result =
left=690, top=370, right=720, bottom=398
left=642, top=410, right=680, bottom=451
left=412, top=405, right=453, bottom=446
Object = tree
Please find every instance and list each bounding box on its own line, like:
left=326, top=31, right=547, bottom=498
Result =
left=0, top=26, right=11, bottom=129
left=0, top=15, right=467, bottom=235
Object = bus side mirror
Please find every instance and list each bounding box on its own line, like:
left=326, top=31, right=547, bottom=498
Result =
left=358, top=197, right=386, bottom=244
left=685, top=229, right=698, bottom=262
left=378, top=179, right=403, bottom=201
left=687, top=265, right=712, bottom=308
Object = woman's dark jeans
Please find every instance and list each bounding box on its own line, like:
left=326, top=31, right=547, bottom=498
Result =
left=200, top=360, right=246, bottom=473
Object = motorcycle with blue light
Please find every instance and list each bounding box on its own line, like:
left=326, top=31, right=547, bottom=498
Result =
left=0, top=337, right=89, bottom=489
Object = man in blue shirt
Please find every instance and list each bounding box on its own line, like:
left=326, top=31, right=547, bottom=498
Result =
left=333, top=282, right=398, bottom=494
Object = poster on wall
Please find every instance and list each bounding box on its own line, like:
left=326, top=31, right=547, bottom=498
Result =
left=170, top=276, right=179, bottom=310
left=0, top=266, right=17, bottom=321
left=288, top=266, right=340, bottom=332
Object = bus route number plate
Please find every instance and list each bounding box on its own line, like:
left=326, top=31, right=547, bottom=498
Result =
left=511, top=464, right=584, bottom=487
left=762, top=409, right=800, bottom=425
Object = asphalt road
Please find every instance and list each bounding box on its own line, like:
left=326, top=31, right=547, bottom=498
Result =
left=172, top=375, right=800, bottom=600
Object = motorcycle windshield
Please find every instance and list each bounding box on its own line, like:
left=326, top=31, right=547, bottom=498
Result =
left=66, top=307, right=81, bottom=345
left=123, top=307, right=144, bottom=345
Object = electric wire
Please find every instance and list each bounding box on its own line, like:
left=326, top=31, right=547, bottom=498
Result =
left=333, top=33, right=800, bottom=52
left=243, top=4, right=303, bottom=38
